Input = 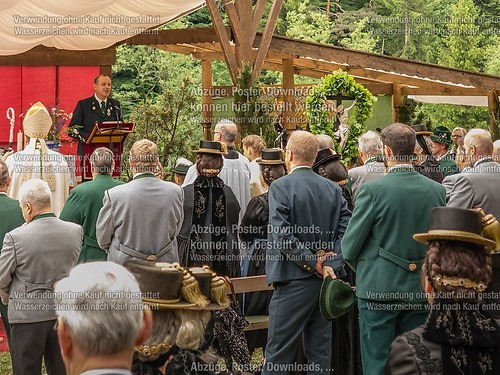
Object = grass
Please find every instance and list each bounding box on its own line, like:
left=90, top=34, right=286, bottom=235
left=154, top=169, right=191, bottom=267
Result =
left=0, top=353, right=12, bottom=375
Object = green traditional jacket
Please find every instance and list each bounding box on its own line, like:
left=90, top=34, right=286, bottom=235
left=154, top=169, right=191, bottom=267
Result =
left=0, top=193, right=25, bottom=251
left=59, top=175, right=123, bottom=262
left=342, top=166, right=446, bottom=303
left=438, top=152, right=459, bottom=177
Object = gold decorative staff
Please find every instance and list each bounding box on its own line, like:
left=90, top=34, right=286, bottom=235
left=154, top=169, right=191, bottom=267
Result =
left=6, top=107, right=15, bottom=149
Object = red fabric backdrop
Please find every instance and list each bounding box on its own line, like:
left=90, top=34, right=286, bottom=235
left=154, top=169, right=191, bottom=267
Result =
left=0, top=66, right=100, bottom=154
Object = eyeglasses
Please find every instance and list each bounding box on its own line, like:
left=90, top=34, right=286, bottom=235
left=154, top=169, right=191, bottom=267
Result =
left=452, top=135, right=462, bottom=138
left=53, top=319, right=60, bottom=331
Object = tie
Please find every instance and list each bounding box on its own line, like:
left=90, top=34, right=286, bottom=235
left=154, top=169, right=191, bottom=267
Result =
left=100, top=101, right=106, bottom=116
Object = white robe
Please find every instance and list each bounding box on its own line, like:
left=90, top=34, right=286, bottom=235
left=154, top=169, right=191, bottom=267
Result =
left=5, top=140, right=70, bottom=216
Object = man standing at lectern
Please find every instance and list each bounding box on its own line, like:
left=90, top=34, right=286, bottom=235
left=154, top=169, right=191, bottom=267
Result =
left=69, top=75, right=123, bottom=160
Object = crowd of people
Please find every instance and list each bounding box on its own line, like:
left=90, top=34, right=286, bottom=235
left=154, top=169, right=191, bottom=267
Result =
left=1, top=81, right=500, bottom=374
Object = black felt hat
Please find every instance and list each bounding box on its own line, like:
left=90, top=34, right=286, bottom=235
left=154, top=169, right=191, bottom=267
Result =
left=256, top=148, right=285, bottom=165
left=411, top=124, right=432, bottom=136
left=193, top=140, right=228, bottom=155
left=413, top=207, right=496, bottom=252
left=312, top=148, right=341, bottom=171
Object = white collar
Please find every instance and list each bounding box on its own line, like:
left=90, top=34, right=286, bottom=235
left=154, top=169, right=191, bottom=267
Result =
left=0, top=192, right=7, bottom=196
left=291, top=165, right=311, bottom=173
left=94, top=94, right=106, bottom=105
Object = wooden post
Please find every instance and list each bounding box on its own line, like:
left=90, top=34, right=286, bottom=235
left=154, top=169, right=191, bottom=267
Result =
left=488, top=91, right=500, bottom=141
left=392, top=84, right=403, bottom=123
left=282, top=59, right=296, bottom=133
left=100, top=65, right=112, bottom=78
left=201, top=60, right=213, bottom=141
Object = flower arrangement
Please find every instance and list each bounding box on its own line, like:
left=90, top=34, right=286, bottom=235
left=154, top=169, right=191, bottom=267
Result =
left=46, top=105, right=84, bottom=143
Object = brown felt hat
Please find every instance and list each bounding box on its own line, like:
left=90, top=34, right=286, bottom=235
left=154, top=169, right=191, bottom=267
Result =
left=411, top=124, right=432, bottom=136
left=413, top=207, right=497, bottom=252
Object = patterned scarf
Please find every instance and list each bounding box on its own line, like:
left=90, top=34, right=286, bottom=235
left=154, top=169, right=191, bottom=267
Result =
left=189, top=175, right=228, bottom=276
left=423, top=299, right=500, bottom=374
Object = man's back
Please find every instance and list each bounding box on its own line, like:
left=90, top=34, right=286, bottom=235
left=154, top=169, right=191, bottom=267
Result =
left=342, top=168, right=445, bottom=301
left=96, top=175, right=183, bottom=264
left=0, top=195, right=24, bottom=243
left=348, top=160, right=385, bottom=202
left=0, top=216, right=82, bottom=323
left=60, top=174, right=124, bottom=262
left=445, top=160, right=500, bottom=220
left=266, top=168, right=350, bottom=284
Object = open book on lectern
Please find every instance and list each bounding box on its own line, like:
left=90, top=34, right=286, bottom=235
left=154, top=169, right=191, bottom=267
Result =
left=85, top=121, right=135, bottom=144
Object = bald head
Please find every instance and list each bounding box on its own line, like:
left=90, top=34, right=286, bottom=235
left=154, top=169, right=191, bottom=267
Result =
left=315, top=134, right=334, bottom=150
left=464, top=129, right=493, bottom=164
left=287, top=131, right=319, bottom=167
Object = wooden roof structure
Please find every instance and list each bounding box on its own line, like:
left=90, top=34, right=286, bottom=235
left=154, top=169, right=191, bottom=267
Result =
left=125, top=25, right=500, bottom=139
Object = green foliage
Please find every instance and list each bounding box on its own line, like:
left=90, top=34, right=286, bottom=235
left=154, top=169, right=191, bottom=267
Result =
left=419, top=103, right=489, bottom=130
left=122, top=77, right=202, bottom=180
left=233, top=64, right=277, bottom=146
left=284, top=0, right=332, bottom=43
left=340, top=17, right=378, bottom=52
left=438, top=0, right=484, bottom=71
left=305, top=70, right=375, bottom=163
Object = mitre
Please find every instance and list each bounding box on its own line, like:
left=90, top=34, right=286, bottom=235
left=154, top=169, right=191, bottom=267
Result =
left=23, top=102, right=52, bottom=139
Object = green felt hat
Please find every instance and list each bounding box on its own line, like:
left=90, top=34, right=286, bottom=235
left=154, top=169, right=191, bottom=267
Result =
left=430, top=126, right=453, bottom=146
left=319, top=276, right=357, bottom=321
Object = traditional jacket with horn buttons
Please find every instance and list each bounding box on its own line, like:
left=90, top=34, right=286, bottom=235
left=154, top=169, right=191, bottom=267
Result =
left=342, top=166, right=446, bottom=303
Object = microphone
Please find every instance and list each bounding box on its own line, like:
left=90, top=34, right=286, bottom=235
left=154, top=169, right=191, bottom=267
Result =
left=113, top=104, right=121, bottom=124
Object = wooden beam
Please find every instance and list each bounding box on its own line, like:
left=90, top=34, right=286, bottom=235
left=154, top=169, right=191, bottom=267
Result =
left=392, top=84, right=404, bottom=123
left=224, top=0, right=244, bottom=66
left=254, top=34, right=500, bottom=90
left=0, top=45, right=116, bottom=66
left=252, top=0, right=284, bottom=82
left=282, top=59, right=296, bottom=131
left=100, top=65, right=112, bottom=77
left=238, top=0, right=253, bottom=65
left=202, top=60, right=213, bottom=141
left=124, top=27, right=230, bottom=46
left=488, top=91, right=500, bottom=141
left=206, top=0, right=240, bottom=85
left=250, top=0, right=267, bottom=44
left=401, top=87, right=489, bottom=96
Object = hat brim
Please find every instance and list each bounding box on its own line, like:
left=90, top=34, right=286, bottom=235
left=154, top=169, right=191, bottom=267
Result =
left=312, top=154, right=342, bottom=170
left=429, top=135, right=452, bottom=146
left=415, top=131, right=433, bottom=136
left=413, top=230, right=496, bottom=252
left=193, top=148, right=227, bottom=155
left=256, top=159, right=285, bottom=165
left=319, top=277, right=357, bottom=321
left=170, top=168, right=189, bottom=175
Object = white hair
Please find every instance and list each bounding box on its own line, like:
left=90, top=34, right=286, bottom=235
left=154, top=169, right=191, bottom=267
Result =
left=54, top=262, right=144, bottom=356
left=464, top=129, right=493, bottom=156
left=19, top=178, right=51, bottom=207
left=315, top=134, right=334, bottom=150
left=215, top=119, right=238, bottom=143
left=358, top=131, right=382, bottom=157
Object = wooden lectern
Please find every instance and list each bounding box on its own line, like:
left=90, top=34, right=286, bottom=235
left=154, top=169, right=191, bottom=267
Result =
left=83, top=121, right=134, bottom=180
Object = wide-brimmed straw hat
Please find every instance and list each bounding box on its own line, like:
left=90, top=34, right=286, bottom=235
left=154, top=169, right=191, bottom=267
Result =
left=256, top=148, right=285, bottom=165
left=193, top=140, right=228, bottom=155
left=413, top=207, right=497, bottom=252
left=319, top=276, right=357, bottom=321
left=23, top=102, right=52, bottom=139
left=125, top=261, right=230, bottom=310
left=312, top=148, right=341, bottom=171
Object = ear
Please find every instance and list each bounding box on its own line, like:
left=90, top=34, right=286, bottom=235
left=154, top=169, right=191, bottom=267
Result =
left=135, top=309, right=153, bottom=346
left=424, top=278, right=433, bottom=293
left=57, top=318, right=74, bottom=361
